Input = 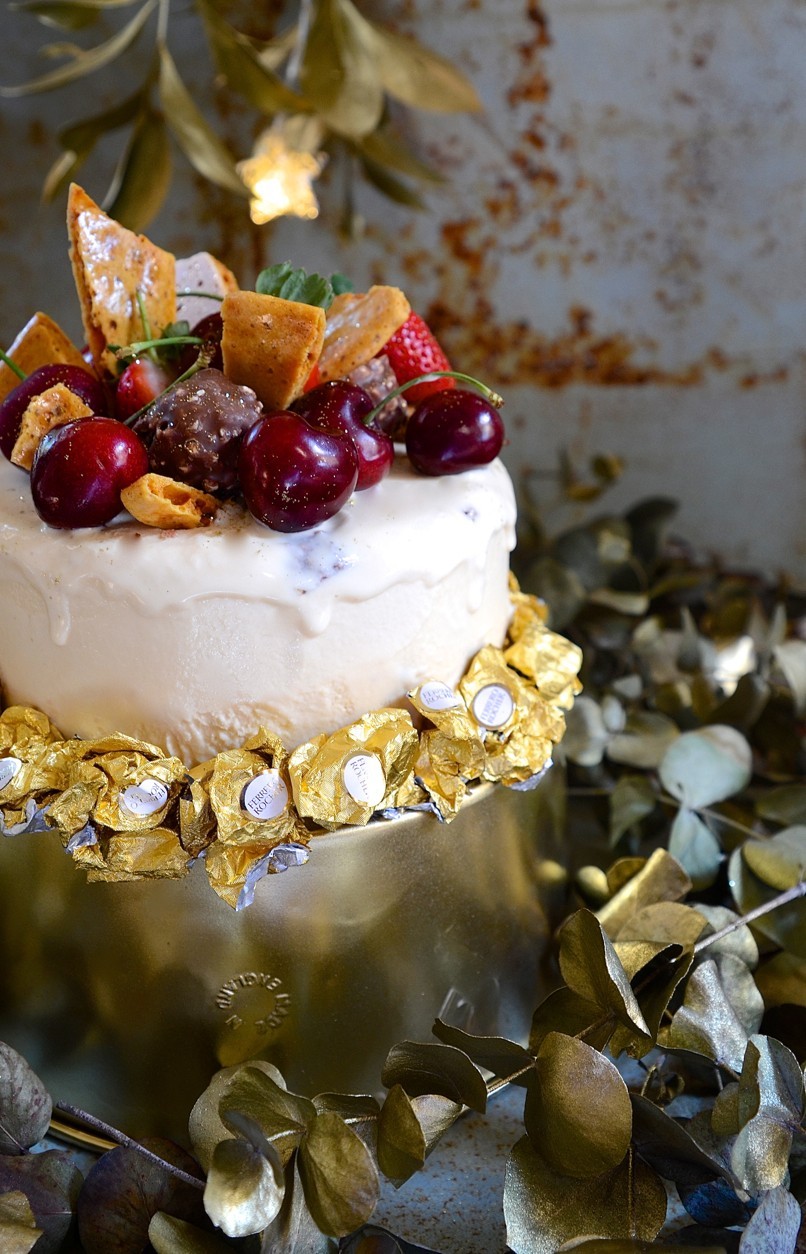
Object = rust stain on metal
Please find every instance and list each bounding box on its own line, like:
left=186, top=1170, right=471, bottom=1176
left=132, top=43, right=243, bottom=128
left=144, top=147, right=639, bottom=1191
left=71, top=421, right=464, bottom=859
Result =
left=508, top=1, right=552, bottom=109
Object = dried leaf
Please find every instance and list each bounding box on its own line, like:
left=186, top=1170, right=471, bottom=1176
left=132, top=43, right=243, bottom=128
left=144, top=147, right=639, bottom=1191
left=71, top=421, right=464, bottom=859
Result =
left=381, top=1041, right=488, bottom=1113
left=188, top=1059, right=287, bottom=1172
left=503, top=1136, right=667, bottom=1254
left=526, top=1033, right=632, bottom=1178
left=369, top=23, right=481, bottom=113
left=730, top=1035, right=804, bottom=1193
left=563, top=696, right=610, bottom=767
left=0, top=1150, right=81, bottom=1253
left=0, top=0, right=156, bottom=95
left=610, top=774, right=657, bottom=844
left=678, top=1175, right=754, bottom=1230
left=729, top=847, right=806, bottom=959
left=660, top=726, right=753, bottom=809
left=742, top=826, right=806, bottom=892
left=198, top=0, right=304, bottom=114
left=610, top=940, right=694, bottom=1054
left=529, top=987, right=615, bottom=1054
left=667, top=956, right=764, bottom=1074
left=0, top=1192, right=41, bottom=1254
left=0, top=1043, right=52, bottom=1154
left=312, top=1093, right=380, bottom=1148
left=629, top=1093, right=729, bottom=1188
left=431, top=1020, right=535, bottom=1085
left=354, top=130, right=443, bottom=182
left=259, top=1158, right=331, bottom=1254
left=668, top=808, right=723, bottom=891
left=218, top=1066, right=314, bottom=1161
left=297, top=1111, right=380, bottom=1237
left=773, top=640, right=806, bottom=715
left=755, top=951, right=806, bottom=1008
left=608, top=711, right=679, bottom=769
left=558, top=910, right=651, bottom=1048
left=616, top=902, right=708, bottom=949
left=148, top=1212, right=234, bottom=1253
left=738, top=1186, right=801, bottom=1252
left=104, top=106, right=172, bottom=232
left=376, top=1084, right=426, bottom=1185
left=756, top=784, right=806, bottom=827
left=358, top=155, right=426, bottom=209
left=597, top=848, right=692, bottom=939
left=158, top=43, right=247, bottom=196
left=77, top=1138, right=205, bottom=1254
left=300, top=0, right=383, bottom=137
left=203, top=1135, right=284, bottom=1237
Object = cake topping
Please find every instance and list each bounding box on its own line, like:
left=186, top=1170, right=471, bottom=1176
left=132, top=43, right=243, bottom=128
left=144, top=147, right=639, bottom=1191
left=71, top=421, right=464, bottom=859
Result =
left=30, top=417, right=149, bottom=529
left=220, top=288, right=326, bottom=411
left=11, top=383, right=93, bottom=471
left=120, top=473, right=219, bottom=530
left=0, top=311, right=87, bottom=405
left=318, top=285, right=410, bottom=382
left=0, top=363, right=106, bottom=460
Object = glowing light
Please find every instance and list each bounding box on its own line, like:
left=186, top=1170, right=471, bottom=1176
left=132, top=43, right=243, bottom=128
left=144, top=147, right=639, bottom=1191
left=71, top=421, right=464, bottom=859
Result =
left=238, top=130, right=326, bottom=225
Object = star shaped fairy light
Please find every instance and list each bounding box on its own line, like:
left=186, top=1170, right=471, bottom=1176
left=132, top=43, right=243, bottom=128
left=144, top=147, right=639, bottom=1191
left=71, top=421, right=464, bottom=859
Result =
left=238, top=128, right=327, bottom=225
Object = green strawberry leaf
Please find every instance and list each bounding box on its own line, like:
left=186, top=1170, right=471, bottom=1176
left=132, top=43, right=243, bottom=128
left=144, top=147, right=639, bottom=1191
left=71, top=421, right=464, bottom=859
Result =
left=255, top=263, right=335, bottom=309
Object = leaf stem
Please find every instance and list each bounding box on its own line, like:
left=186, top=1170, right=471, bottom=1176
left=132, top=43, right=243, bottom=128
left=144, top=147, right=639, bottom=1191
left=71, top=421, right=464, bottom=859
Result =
left=694, top=880, right=806, bottom=953
left=0, top=348, right=26, bottom=381
left=486, top=1061, right=535, bottom=1097
left=115, top=335, right=203, bottom=362
left=122, top=342, right=214, bottom=426
left=52, top=1102, right=205, bottom=1190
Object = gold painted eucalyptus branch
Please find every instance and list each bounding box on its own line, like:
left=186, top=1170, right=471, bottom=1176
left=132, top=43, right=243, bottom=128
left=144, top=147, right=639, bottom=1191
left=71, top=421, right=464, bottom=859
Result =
left=1, top=0, right=481, bottom=232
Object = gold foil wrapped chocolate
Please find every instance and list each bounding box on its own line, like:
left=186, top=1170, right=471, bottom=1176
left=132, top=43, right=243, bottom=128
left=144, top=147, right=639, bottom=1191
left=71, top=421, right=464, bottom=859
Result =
left=408, top=681, right=486, bottom=819
left=0, top=587, right=582, bottom=902
left=289, top=709, right=419, bottom=828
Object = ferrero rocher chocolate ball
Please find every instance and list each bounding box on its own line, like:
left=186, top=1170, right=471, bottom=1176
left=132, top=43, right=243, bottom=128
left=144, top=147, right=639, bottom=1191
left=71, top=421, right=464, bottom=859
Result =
left=134, top=368, right=262, bottom=495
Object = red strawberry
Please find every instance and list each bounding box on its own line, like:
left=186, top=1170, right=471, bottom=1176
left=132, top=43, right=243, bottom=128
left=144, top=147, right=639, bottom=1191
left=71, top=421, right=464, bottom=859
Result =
left=381, top=312, right=456, bottom=406
left=303, top=361, right=321, bottom=393
left=115, top=357, right=174, bottom=422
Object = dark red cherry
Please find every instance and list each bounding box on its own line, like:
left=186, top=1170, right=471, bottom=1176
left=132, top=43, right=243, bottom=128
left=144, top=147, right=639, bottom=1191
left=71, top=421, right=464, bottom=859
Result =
left=30, top=417, right=149, bottom=528
left=178, top=312, right=223, bottom=374
left=239, top=411, right=358, bottom=533
left=405, top=389, right=505, bottom=476
left=0, top=364, right=106, bottom=460
left=292, top=380, right=393, bottom=491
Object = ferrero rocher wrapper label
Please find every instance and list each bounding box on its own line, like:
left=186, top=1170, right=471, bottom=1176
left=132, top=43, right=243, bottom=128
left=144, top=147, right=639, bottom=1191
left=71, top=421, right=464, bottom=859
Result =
left=0, top=582, right=583, bottom=903
left=289, top=709, right=419, bottom=828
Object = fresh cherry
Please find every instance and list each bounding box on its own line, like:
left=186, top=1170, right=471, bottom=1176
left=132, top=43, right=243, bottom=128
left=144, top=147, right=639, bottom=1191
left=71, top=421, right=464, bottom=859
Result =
left=30, top=417, right=149, bottom=529
left=405, top=389, right=505, bottom=476
left=239, top=411, right=358, bottom=533
left=0, top=364, right=106, bottom=460
left=178, top=313, right=223, bottom=374
left=292, top=381, right=394, bottom=491
left=115, top=357, right=175, bottom=422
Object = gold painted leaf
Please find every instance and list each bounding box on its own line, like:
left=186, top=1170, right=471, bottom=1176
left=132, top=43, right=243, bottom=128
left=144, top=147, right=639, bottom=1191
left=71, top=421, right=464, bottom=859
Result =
left=148, top=1212, right=235, bottom=1253
left=755, top=951, right=806, bottom=1008
left=354, top=130, right=443, bottom=183
left=42, top=86, right=145, bottom=201
left=610, top=941, right=693, bottom=1054
left=188, top=1060, right=287, bottom=1172
left=693, top=904, right=759, bottom=968
left=300, top=0, right=383, bottom=138
left=607, top=858, right=647, bottom=898
left=297, top=1111, right=380, bottom=1237
left=358, top=155, right=426, bottom=209
left=629, top=1093, right=730, bottom=1189
left=218, top=1066, right=314, bottom=1161
left=659, top=726, right=753, bottom=809
left=312, top=1093, right=380, bottom=1147
left=158, top=44, right=247, bottom=196
left=259, top=1159, right=332, bottom=1254
left=432, top=1020, right=535, bottom=1085
left=559, top=1242, right=725, bottom=1253
left=376, top=1083, right=426, bottom=1184
left=597, top=848, right=691, bottom=939
left=203, top=1136, right=284, bottom=1238
left=0, top=1192, right=41, bottom=1254
left=0, top=0, right=156, bottom=96
left=381, top=1041, right=488, bottom=1113
left=530, top=987, right=613, bottom=1054
left=667, top=808, right=722, bottom=891
left=730, top=1035, right=804, bottom=1193
left=368, top=23, right=481, bottom=114
left=607, top=710, right=679, bottom=769
left=409, top=1092, right=464, bottom=1159
left=616, top=902, right=708, bottom=949
left=737, top=1185, right=801, bottom=1252
left=527, top=1033, right=632, bottom=1178
left=729, top=847, right=806, bottom=959
left=104, top=107, right=172, bottom=232
left=756, top=783, right=806, bottom=827
left=503, top=1136, right=666, bottom=1254
left=558, top=910, right=651, bottom=1047
left=743, top=826, right=806, bottom=892
left=610, top=774, right=657, bottom=845
left=0, top=1043, right=52, bottom=1154
left=197, top=1, right=304, bottom=116
left=667, top=956, right=764, bottom=1074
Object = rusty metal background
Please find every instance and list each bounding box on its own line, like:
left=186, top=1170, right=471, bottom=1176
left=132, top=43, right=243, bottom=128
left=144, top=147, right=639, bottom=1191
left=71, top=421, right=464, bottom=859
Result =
left=1, top=0, right=804, bottom=574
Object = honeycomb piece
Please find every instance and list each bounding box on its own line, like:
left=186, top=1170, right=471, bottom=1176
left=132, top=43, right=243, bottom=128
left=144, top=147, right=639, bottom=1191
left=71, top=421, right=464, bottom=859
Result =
left=121, top=473, right=218, bottom=530
left=221, top=290, right=325, bottom=410
left=11, top=384, right=93, bottom=470
left=318, top=286, right=410, bottom=383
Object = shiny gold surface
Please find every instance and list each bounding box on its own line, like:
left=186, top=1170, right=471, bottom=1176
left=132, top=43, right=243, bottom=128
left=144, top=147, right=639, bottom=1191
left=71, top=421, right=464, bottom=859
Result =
left=0, top=781, right=563, bottom=1141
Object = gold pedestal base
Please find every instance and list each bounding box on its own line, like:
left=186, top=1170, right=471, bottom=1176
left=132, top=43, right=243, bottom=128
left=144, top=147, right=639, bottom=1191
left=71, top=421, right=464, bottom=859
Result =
left=0, top=782, right=562, bottom=1141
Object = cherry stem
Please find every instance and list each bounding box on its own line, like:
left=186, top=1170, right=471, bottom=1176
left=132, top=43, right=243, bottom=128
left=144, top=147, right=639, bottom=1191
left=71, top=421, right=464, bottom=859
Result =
left=52, top=1102, right=205, bottom=1190
left=175, top=289, right=225, bottom=301
left=122, top=343, right=215, bottom=427
left=115, top=335, right=204, bottom=363
left=0, top=349, right=27, bottom=381
left=363, top=371, right=504, bottom=427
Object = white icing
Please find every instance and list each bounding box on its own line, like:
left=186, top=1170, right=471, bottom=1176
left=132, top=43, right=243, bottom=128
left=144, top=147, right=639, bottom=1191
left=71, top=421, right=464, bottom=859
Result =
left=0, top=454, right=516, bottom=763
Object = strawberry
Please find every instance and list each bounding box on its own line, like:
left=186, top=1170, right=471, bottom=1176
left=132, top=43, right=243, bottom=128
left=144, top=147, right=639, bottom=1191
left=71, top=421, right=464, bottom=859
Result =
left=381, top=312, right=456, bottom=406
left=115, top=357, right=174, bottom=422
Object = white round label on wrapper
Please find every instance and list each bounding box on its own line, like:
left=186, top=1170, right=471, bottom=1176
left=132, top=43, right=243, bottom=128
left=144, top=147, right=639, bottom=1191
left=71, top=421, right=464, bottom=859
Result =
left=471, top=684, right=515, bottom=730
left=119, top=777, right=170, bottom=817
left=242, top=770, right=289, bottom=821
left=342, top=753, right=386, bottom=807
left=0, top=757, right=22, bottom=791
left=419, top=682, right=461, bottom=712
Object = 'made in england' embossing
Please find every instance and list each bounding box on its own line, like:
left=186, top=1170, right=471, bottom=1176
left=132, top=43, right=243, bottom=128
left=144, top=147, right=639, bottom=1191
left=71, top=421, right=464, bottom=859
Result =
left=216, top=971, right=291, bottom=1034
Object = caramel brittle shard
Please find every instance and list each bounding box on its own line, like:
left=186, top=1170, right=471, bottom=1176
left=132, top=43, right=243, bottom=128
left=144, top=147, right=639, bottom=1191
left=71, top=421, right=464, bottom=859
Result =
left=121, top=473, right=219, bottom=530
left=11, top=384, right=92, bottom=470
left=318, top=286, right=410, bottom=382
left=220, top=289, right=326, bottom=410
left=0, top=312, right=88, bottom=406
left=67, top=183, right=176, bottom=377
